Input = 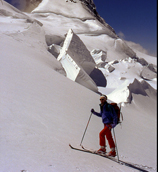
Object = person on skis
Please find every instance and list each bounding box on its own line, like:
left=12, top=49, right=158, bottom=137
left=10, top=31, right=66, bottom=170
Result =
left=91, top=95, right=118, bottom=157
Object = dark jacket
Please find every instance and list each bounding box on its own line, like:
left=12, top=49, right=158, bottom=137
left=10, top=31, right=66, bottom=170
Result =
left=93, top=102, right=118, bottom=128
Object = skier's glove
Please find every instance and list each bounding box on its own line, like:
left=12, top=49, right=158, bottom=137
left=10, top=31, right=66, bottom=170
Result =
left=91, top=109, right=95, bottom=113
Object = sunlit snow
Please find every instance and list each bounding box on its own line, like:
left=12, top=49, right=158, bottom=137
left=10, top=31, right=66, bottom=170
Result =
left=0, top=0, right=157, bottom=172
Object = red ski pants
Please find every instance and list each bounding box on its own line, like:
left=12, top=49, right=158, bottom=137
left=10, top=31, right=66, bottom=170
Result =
left=99, top=124, right=115, bottom=148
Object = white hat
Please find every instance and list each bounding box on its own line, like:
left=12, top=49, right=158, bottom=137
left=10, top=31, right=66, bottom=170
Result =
left=100, top=95, right=107, bottom=100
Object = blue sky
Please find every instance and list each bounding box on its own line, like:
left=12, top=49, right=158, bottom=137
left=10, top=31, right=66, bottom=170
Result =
left=93, top=0, right=157, bottom=56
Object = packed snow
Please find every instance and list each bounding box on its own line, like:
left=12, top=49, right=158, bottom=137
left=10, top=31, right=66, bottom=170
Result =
left=0, top=0, right=157, bottom=172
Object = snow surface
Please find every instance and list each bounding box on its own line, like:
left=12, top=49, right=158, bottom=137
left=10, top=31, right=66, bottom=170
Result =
left=0, top=0, right=157, bottom=172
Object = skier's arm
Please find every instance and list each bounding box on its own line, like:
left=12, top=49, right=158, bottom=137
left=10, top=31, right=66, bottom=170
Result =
left=91, top=109, right=101, bottom=117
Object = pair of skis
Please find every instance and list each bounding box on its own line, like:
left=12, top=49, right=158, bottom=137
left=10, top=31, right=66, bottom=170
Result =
left=69, top=144, right=149, bottom=172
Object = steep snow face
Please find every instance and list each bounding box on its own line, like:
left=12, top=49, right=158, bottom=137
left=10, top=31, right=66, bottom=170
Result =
left=29, top=0, right=142, bottom=63
left=0, top=1, right=157, bottom=172
left=32, top=0, right=115, bottom=33
left=78, top=34, right=137, bottom=61
left=0, top=0, right=29, bottom=19
left=30, top=0, right=118, bottom=39
left=30, top=0, right=136, bottom=61
left=32, top=0, right=95, bottom=20
left=0, top=2, right=66, bottom=76
left=114, top=39, right=136, bottom=58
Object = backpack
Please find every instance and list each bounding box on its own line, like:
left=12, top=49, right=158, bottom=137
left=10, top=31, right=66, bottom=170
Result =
left=108, top=103, right=123, bottom=125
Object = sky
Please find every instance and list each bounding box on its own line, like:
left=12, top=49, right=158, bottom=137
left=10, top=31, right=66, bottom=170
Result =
left=93, top=0, right=157, bottom=56
left=4, top=0, right=157, bottom=56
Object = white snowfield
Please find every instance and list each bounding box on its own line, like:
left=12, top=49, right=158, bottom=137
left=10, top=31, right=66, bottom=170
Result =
left=0, top=0, right=157, bottom=172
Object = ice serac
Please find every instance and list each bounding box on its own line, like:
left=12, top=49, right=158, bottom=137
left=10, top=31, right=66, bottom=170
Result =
left=90, top=49, right=107, bottom=67
left=107, top=78, right=157, bottom=104
left=140, top=80, right=157, bottom=99
left=128, top=78, right=148, bottom=99
left=57, top=29, right=98, bottom=92
left=62, top=29, right=96, bottom=75
left=140, top=66, right=157, bottom=80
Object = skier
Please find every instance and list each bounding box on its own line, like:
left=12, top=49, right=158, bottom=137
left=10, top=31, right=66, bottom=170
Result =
left=91, top=95, right=118, bottom=157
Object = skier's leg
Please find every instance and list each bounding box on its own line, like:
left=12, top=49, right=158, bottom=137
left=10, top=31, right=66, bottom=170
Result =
left=105, top=128, right=115, bottom=148
left=99, top=125, right=108, bottom=147
left=97, top=125, right=108, bottom=153
left=106, top=128, right=116, bottom=156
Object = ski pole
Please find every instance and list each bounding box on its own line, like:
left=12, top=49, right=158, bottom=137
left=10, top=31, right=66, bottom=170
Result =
left=113, top=128, right=119, bottom=162
left=80, top=112, right=92, bottom=146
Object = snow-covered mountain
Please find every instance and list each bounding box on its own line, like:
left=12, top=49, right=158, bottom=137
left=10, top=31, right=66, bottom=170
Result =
left=0, top=0, right=157, bottom=172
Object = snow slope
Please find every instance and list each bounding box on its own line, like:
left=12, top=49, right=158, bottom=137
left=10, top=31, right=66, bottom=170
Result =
left=0, top=0, right=157, bottom=172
